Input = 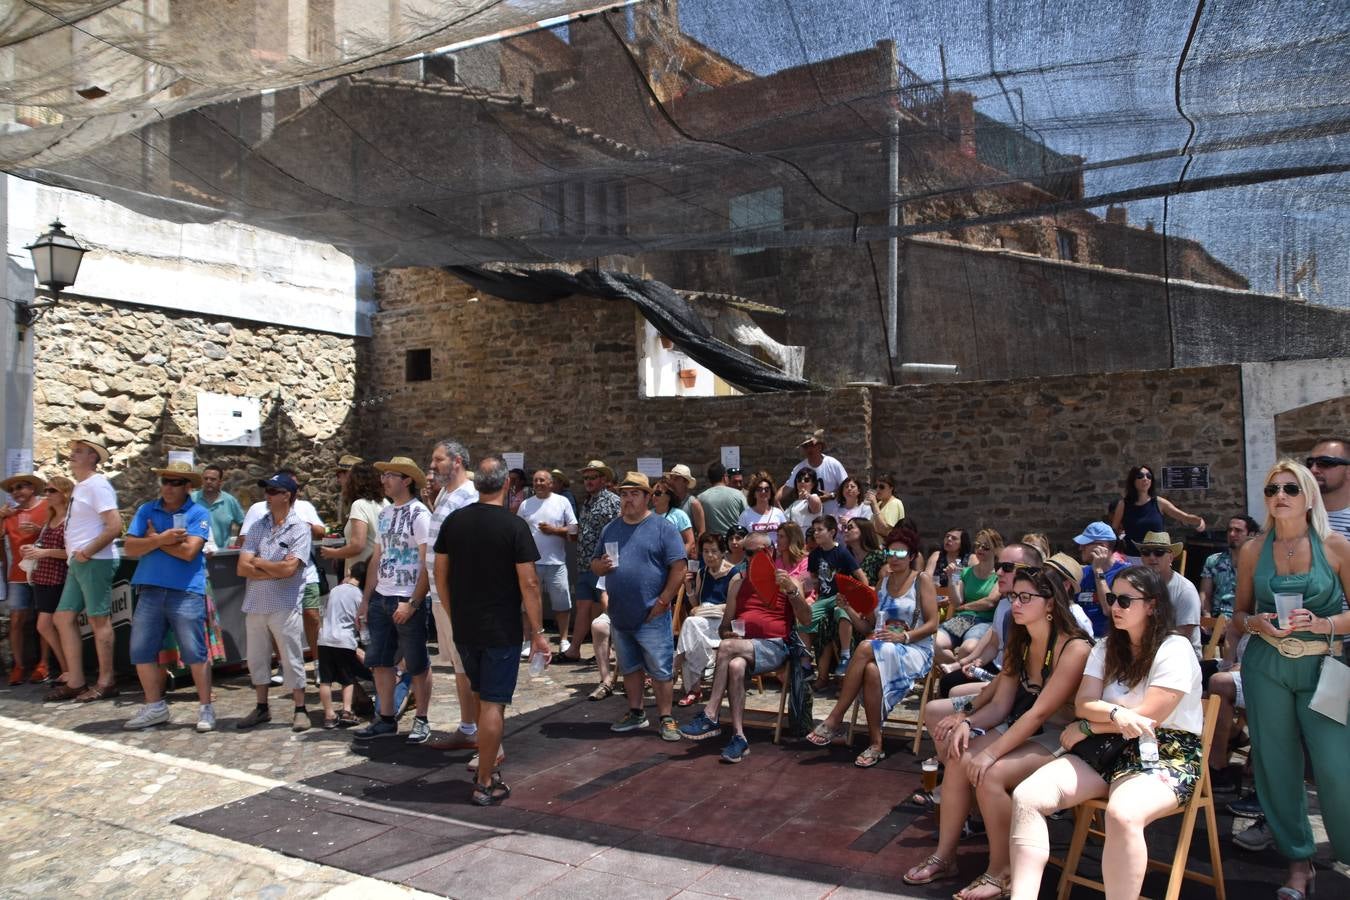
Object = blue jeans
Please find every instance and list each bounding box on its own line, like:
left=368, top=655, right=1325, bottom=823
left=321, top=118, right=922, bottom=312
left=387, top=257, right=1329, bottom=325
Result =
left=130, top=587, right=207, bottom=665
left=611, top=610, right=675, bottom=681
left=365, top=592, right=430, bottom=676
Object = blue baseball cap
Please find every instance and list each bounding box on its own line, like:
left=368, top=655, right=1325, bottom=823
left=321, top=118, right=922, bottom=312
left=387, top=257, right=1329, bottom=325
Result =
left=1073, top=521, right=1117, bottom=545
left=257, top=472, right=300, bottom=493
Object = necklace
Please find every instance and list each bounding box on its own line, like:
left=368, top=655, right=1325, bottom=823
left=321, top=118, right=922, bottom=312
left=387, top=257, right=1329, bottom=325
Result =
left=1276, top=533, right=1306, bottom=559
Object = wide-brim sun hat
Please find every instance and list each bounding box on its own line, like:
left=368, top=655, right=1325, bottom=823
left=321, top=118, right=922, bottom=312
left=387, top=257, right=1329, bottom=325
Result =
left=150, top=460, right=204, bottom=488
left=374, top=456, right=427, bottom=489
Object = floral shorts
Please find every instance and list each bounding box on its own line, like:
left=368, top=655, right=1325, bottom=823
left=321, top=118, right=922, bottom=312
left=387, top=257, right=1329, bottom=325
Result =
left=1108, top=728, right=1202, bottom=807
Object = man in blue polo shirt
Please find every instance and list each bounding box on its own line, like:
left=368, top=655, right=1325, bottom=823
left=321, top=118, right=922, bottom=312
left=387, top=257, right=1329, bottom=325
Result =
left=121, top=461, right=215, bottom=732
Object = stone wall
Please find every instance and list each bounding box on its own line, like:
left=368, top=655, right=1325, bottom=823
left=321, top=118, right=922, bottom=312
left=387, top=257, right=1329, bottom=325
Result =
left=870, top=366, right=1249, bottom=551
left=1275, top=395, right=1350, bottom=458
left=30, top=298, right=361, bottom=525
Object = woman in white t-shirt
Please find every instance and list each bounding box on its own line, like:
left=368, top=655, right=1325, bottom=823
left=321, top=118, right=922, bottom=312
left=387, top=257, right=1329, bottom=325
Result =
left=1008, top=565, right=1203, bottom=900
left=831, top=476, right=873, bottom=526
left=737, top=471, right=786, bottom=547
left=785, top=467, right=823, bottom=532
left=320, top=463, right=384, bottom=567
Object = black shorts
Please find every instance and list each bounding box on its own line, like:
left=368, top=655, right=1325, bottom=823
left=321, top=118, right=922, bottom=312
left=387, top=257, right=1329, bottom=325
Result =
left=32, top=583, right=64, bottom=615
left=455, top=644, right=521, bottom=705
left=318, top=645, right=367, bottom=686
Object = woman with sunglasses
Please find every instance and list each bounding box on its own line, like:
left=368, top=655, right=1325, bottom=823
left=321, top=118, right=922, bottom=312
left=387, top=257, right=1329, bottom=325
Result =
left=927, top=527, right=972, bottom=588
left=19, top=477, right=74, bottom=684
left=1109, top=464, right=1206, bottom=561
left=786, top=467, right=823, bottom=532
left=737, top=471, right=787, bottom=548
left=904, top=567, right=1091, bottom=898
left=1233, top=460, right=1350, bottom=898
left=808, top=527, right=938, bottom=767
left=651, top=477, right=696, bottom=559
left=1008, top=565, right=1203, bottom=900
left=934, top=528, right=1003, bottom=666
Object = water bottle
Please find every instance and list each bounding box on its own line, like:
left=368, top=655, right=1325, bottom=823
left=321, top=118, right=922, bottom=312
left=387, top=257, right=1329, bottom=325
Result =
left=1138, top=729, right=1160, bottom=770
left=529, top=651, right=549, bottom=677
left=968, top=666, right=994, bottom=682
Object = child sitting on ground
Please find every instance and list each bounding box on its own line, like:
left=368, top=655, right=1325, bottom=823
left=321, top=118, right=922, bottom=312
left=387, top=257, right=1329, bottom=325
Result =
left=319, top=562, right=367, bottom=728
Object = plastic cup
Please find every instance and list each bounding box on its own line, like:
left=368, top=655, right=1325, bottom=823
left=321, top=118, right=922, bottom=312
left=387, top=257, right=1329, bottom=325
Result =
left=605, top=541, right=620, bottom=568
left=529, top=651, right=549, bottom=677
left=1274, top=593, right=1302, bottom=630
left=688, top=560, right=701, bottom=574
left=172, top=513, right=187, bottom=530
left=731, top=618, right=746, bottom=637
left=922, top=757, right=940, bottom=791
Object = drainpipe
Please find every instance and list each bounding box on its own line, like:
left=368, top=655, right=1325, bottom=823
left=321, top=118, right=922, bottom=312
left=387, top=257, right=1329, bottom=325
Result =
left=887, top=109, right=900, bottom=364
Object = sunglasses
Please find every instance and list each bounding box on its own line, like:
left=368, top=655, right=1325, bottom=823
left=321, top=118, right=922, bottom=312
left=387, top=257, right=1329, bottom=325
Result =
left=160, top=478, right=189, bottom=487
left=1135, top=472, right=1153, bottom=480
left=1105, top=591, right=1148, bottom=609
left=1264, top=483, right=1302, bottom=497
left=755, top=485, right=772, bottom=492
left=1008, top=591, right=1049, bottom=605
left=1306, top=456, right=1349, bottom=469
left=652, top=491, right=669, bottom=497
left=974, top=543, right=991, bottom=552
left=995, top=562, right=1042, bottom=575
left=1139, top=548, right=1171, bottom=558
left=885, top=548, right=910, bottom=558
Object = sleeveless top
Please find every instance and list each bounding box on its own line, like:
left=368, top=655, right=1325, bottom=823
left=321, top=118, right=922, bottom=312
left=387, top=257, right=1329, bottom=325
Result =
left=875, top=572, right=932, bottom=652
left=1122, top=496, right=1164, bottom=554
left=697, top=567, right=734, bottom=606
left=1254, top=529, right=1344, bottom=643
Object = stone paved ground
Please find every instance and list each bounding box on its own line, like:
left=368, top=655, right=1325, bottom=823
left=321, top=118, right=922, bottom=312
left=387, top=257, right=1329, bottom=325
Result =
left=1, top=653, right=1346, bottom=898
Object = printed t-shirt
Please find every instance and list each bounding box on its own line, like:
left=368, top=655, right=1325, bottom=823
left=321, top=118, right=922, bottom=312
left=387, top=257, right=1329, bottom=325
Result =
left=434, top=502, right=540, bottom=647
left=808, top=543, right=859, bottom=600
left=738, top=506, right=787, bottom=546
left=373, top=499, right=431, bottom=598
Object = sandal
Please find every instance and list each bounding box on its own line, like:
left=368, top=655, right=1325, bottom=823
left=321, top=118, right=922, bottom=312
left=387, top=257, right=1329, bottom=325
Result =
left=806, top=722, right=845, bottom=746
left=953, top=871, right=1009, bottom=900
left=676, top=690, right=702, bottom=707
left=903, top=854, right=959, bottom=886
left=322, top=716, right=339, bottom=729
left=335, top=710, right=360, bottom=728
left=471, top=771, right=511, bottom=806
left=855, top=746, right=886, bottom=768
left=44, top=682, right=87, bottom=702
left=900, top=789, right=938, bottom=812
left=74, top=683, right=119, bottom=702
left=587, top=682, right=615, bottom=701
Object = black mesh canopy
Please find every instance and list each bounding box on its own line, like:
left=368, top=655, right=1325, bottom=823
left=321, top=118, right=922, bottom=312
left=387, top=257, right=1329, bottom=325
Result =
left=4, top=0, right=1346, bottom=305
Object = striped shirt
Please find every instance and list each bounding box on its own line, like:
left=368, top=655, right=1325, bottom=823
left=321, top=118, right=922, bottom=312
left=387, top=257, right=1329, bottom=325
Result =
left=240, top=509, right=312, bottom=615
left=1328, top=505, right=1350, bottom=542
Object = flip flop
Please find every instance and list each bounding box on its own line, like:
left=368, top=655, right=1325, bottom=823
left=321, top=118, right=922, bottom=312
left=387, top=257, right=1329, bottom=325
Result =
left=855, top=746, right=886, bottom=768
left=806, top=722, right=844, bottom=746
left=898, top=789, right=938, bottom=813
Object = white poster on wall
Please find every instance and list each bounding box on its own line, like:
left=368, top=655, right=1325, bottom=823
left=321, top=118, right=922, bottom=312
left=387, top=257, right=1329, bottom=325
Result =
left=720, top=446, right=741, bottom=469
left=197, top=392, right=262, bottom=447
left=636, top=457, right=664, bottom=479
left=5, top=448, right=33, bottom=477
left=503, top=452, right=525, bottom=472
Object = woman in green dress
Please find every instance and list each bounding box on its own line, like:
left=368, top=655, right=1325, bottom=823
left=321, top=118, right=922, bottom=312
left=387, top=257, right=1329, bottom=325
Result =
left=1235, top=459, right=1350, bottom=899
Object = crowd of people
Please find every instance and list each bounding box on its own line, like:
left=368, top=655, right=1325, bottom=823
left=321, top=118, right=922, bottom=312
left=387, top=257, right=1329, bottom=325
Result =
left=2, top=431, right=1348, bottom=896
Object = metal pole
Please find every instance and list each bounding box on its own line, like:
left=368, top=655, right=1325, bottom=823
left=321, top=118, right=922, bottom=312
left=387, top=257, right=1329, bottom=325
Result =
left=887, top=111, right=900, bottom=360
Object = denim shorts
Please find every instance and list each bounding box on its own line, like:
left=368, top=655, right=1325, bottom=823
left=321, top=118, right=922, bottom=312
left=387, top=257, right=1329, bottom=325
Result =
left=574, top=568, right=604, bottom=603
left=751, top=637, right=789, bottom=675
left=454, top=644, right=521, bottom=705
left=130, top=587, right=208, bottom=666
left=611, top=610, right=674, bottom=681
left=365, top=592, right=430, bottom=676
left=5, top=581, right=34, bottom=611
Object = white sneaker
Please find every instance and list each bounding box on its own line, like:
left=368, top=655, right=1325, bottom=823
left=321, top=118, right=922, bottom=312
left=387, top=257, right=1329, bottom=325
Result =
left=560, top=639, right=572, bottom=655
left=196, top=703, right=216, bottom=733
left=520, top=642, right=531, bottom=659
left=124, top=703, right=170, bottom=730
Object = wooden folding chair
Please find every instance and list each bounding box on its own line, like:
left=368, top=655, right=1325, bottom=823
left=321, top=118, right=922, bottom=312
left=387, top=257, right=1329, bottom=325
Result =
left=671, top=583, right=689, bottom=636
left=1201, top=615, right=1227, bottom=661
left=843, top=664, right=939, bottom=754
left=1055, top=694, right=1226, bottom=900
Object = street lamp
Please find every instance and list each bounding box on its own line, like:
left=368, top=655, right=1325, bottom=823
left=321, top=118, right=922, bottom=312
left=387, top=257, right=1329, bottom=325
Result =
left=16, top=219, right=86, bottom=339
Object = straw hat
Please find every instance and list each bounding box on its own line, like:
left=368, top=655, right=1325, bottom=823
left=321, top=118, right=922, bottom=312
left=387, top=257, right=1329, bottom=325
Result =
left=374, top=456, right=427, bottom=488
left=613, top=471, right=653, bottom=493
left=336, top=454, right=364, bottom=469
left=549, top=468, right=571, bottom=488
left=0, top=472, right=47, bottom=494
left=663, top=463, right=697, bottom=488
left=1137, top=531, right=1183, bottom=557
left=799, top=429, right=825, bottom=448
left=579, top=459, right=615, bottom=482
left=68, top=437, right=110, bottom=465
left=1045, top=552, right=1084, bottom=586
left=150, top=460, right=203, bottom=488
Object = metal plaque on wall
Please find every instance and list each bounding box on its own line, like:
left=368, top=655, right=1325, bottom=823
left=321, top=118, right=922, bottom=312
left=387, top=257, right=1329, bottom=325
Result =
left=1161, top=465, right=1210, bottom=490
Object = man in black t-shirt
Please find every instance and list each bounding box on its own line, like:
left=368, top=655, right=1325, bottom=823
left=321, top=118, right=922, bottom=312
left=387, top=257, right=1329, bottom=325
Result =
left=434, top=454, right=548, bottom=806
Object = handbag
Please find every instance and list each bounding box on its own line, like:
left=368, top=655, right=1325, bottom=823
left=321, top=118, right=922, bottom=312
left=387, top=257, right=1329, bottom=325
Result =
left=1070, top=732, right=1132, bottom=779
left=1309, top=627, right=1350, bottom=725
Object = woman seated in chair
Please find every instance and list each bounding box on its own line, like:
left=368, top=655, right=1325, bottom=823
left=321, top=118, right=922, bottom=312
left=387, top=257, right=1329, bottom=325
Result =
left=902, top=567, right=1092, bottom=900
left=806, top=526, right=938, bottom=767
left=676, top=532, right=738, bottom=706
left=1008, top=565, right=1204, bottom=900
